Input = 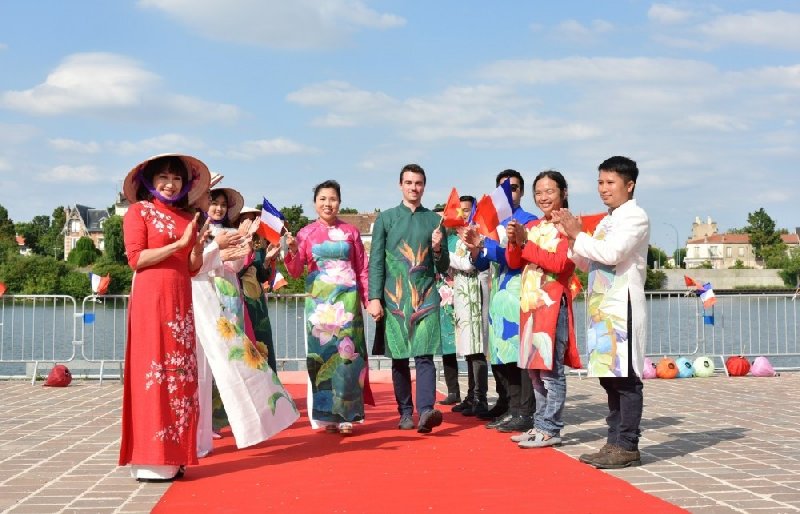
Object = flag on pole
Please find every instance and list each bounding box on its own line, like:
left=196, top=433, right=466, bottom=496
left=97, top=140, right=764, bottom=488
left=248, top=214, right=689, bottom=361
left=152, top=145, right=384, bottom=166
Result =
left=568, top=274, right=583, bottom=300
left=88, top=273, right=110, bottom=295
left=684, top=275, right=717, bottom=309
left=0, top=282, right=6, bottom=297
left=257, top=197, right=286, bottom=245
left=263, top=267, right=288, bottom=292
left=472, top=181, right=514, bottom=241
left=441, top=187, right=467, bottom=228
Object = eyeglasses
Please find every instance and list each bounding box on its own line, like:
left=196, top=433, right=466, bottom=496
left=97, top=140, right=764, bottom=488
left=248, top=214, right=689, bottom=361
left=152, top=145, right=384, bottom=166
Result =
left=534, top=189, right=559, bottom=197
left=508, top=184, right=520, bottom=192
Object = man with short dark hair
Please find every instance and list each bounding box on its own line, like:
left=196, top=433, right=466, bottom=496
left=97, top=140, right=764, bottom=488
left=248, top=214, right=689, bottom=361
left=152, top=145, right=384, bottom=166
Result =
left=554, top=155, right=650, bottom=468
left=462, top=169, right=537, bottom=433
left=368, top=164, right=450, bottom=434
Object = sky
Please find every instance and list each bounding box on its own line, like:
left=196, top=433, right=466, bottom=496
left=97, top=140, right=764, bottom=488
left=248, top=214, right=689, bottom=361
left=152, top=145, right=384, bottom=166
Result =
left=1, top=0, right=799, bottom=254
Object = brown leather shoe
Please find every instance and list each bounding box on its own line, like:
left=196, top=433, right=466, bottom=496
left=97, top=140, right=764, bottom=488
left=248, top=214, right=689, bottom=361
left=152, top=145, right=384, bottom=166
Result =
left=578, top=443, right=614, bottom=464
left=589, top=445, right=641, bottom=469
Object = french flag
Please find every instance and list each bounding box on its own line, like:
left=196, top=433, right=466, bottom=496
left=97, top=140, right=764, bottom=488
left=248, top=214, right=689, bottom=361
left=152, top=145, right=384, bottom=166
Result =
left=88, top=273, right=110, bottom=295
left=256, top=197, right=285, bottom=245
left=263, top=267, right=289, bottom=292
left=472, top=180, right=513, bottom=241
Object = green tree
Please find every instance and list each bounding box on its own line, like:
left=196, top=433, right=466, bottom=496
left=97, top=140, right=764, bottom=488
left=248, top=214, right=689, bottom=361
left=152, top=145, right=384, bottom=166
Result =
left=674, top=247, right=687, bottom=268
left=778, top=248, right=800, bottom=287
left=645, top=269, right=666, bottom=290
left=729, top=260, right=750, bottom=270
left=39, top=207, right=66, bottom=260
left=103, top=215, right=126, bottom=264
left=647, top=245, right=670, bottom=269
left=67, top=237, right=101, bottom=266
left=0, top=254, right=75, bottom=294
left=339, top=207, right=359, bottom=214
left=744, top=208, right=785, bottom=264
left=91, top=258, right=134, bottom=294
left=15, top=215, right=51, bottom=255
left=0, top=204, right=15, bottom=242
left=279, top=205, right=310, bottom=235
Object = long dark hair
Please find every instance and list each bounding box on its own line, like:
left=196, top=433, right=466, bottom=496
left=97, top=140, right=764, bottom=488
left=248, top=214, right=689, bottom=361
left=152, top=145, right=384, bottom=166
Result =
left=209, top=189, right=234, bottom=228
left=533, top=169, right=568, bottom=208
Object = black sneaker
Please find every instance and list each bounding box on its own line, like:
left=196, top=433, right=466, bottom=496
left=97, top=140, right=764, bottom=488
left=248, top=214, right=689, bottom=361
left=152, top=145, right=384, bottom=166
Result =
left=451, top=399, right=473, bottom=413
left=485, top=413, right=512, bottom=429
left=398, top=415, right=415, bottom=430
left=464, top=401, right=488, bottom=418
left=417, top=409, right=443, bottom=434
left=477, top=403, right=508, bottom=421
left=496, top=415, right=534, bottom=433
left=438, top=393, right=461, bottom=406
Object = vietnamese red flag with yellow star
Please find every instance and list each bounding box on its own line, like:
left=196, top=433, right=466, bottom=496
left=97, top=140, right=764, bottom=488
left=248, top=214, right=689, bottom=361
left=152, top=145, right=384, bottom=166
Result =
left=441, top=187, right=467, bottom=228
left=580, top=212, right=607, bottom=235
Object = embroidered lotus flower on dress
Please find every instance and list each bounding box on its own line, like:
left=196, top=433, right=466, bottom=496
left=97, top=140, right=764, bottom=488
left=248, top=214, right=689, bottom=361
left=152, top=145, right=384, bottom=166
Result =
left=438, top=282, right=454, bottom=306
left=309, top=301, right=353, bottom=344
left=337, top=337, right=359, bottom=361
left=320, top=260, right=357, bottom=287
left=520, top=267, right=555, bottom=312
left=525, top=221, right=560, bottom=253
left=327, top=227, right=348, bottom=242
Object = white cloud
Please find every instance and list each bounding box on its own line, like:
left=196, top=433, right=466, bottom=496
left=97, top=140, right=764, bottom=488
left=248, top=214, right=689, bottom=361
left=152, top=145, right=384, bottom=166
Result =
left=138, top=0, right=405, bottom=50
left=699, top=11, right=800, bottom=51
left=554, top=19, right=613, bottom=42
left=38, top=165, right=106, bottom=183
left=288, top=80, right=598, bottom=145
left=481, top=57, right=718, bottom=85
left=755, top=190, right=792, bottom=203
left=48, top=138, right=102, bottom=153
left=1, top=52, right=241, bottom=122
left=648, top=4, right=695, bottom=24
left=108, top=133, right=206, bottom=155
left=680, top=114, right=748, bottom=132
left=226, top=138, right=316, bottom=159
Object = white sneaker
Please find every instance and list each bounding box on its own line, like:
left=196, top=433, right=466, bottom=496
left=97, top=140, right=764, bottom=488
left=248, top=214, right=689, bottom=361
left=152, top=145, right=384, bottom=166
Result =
left=518, top=432, right=562, bottom=449
left=510, top=428, right=538, bottom=443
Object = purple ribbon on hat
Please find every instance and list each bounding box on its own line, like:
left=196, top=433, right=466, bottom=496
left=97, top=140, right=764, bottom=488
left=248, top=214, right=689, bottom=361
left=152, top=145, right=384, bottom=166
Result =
left=135, top=163, right=196, bottom=205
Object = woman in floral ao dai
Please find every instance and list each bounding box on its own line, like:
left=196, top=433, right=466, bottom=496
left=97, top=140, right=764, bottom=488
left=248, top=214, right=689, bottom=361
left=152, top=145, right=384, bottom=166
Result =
left=285, top=180, right=372, bottom=435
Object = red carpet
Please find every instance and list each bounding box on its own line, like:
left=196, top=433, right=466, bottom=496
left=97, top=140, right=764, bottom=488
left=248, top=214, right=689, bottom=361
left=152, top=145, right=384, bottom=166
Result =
left=154, top=383, right=684, bottom=514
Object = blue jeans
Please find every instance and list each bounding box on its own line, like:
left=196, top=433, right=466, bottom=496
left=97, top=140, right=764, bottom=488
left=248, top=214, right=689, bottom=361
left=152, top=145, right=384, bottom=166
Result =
left=529, top=301, right=568, bottom=437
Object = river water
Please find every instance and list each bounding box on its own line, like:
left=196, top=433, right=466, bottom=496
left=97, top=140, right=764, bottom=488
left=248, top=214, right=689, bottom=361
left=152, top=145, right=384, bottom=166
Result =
left=2, top=294, right=798, bottom=377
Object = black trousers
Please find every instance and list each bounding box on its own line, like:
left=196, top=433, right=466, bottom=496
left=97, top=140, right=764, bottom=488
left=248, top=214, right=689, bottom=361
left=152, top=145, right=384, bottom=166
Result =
left=466, top=353, right=488, bottom=403
left=598, top=296, right=644, bottom=451
left=441, top=353, right=460, bottom=398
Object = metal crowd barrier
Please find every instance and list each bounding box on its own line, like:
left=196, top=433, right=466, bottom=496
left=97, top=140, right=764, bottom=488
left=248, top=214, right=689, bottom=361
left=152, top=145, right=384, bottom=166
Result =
left=1, top=291, right=798, bottom=383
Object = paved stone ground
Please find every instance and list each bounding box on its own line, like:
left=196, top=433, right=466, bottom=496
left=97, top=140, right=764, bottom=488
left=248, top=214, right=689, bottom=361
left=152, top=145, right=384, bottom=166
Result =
left=1, top=373, right=798, bottom=513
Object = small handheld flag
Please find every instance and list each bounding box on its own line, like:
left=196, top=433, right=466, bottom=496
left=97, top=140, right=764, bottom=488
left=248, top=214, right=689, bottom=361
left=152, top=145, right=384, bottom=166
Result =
left=257, top=197, right=286, bottom=245
left=442, top=188, right=467, bottom=228
left=0, top=282, right=6, bottom=297
left=580, top=212, right=606, bottom=235
left=88, top=273, right=110, bottom=295
left=263, top=267, right=288, bottom=292
left=472, top=181, right=513, bottom=241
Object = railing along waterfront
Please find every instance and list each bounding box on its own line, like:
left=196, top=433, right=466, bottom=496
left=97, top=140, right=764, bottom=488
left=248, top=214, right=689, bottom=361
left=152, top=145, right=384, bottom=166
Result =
left=1, top=291, right=798, bottom=382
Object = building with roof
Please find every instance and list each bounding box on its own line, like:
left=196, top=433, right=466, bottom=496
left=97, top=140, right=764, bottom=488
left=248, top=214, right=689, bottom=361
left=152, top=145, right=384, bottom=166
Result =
left=338, top=212, right=379, bottom=254
left=685, top=231, right=800, bottom=269
left=62, top=205, right=110, bottom=260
